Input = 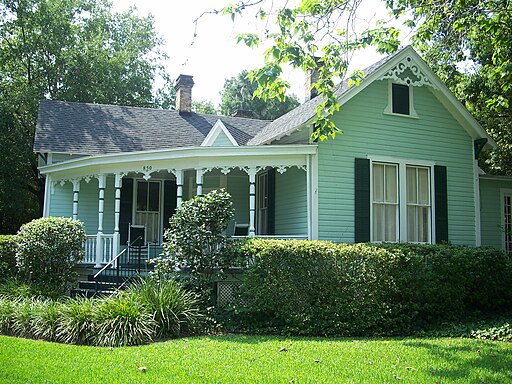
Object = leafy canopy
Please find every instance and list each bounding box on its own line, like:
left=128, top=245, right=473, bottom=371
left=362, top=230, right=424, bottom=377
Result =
left=220, top=70, right=299, bottom=120
left=0, top=0, right=174, bottom=233
left=217, top=0, right=402, bottom=140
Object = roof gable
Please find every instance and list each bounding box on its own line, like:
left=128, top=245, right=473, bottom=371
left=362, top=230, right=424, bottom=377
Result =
left=201, top=119, right=239, bottom=147
left=249, top=46, right=495, bottom=149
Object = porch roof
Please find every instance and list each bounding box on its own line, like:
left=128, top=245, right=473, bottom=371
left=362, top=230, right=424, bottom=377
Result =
left=38, top=144, right=318, bottom=181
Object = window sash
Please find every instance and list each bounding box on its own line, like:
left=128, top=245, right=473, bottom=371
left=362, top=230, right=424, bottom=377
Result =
left=406, top=166, right=431, bottom=243
left=372, top=163, right=399, bottom=242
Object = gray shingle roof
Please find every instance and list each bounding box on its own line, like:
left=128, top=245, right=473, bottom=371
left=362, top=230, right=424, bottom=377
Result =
left=34, top=100, right=270, bottom=155
left=248, top=48, right=404, bottom=145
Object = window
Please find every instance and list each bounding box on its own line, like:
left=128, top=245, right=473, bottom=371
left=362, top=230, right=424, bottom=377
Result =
left=392, top=84, right=410, bottom=115
left=371, top=161, right=432, bottom=243
left=384, top=81, right=418, bottom=118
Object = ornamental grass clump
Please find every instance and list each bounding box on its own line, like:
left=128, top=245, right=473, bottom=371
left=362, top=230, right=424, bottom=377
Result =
left=93, top=294, right=156, bottom=347
left=56, top=296, right=95, bottom=345
left=125, top=277, right=202, bottom=338
left=30, top=299, right=61, bottom=341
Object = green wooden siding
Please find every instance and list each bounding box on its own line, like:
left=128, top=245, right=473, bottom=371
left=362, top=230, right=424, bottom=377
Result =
left=318, top=80, right=476, bottom=245
left=479, top=177, right=512, bottom=250
left=211, top=131, right=234, bottom=147
left=275, top=167, right=308, bottom=235
left=48, top=182, right=73, bottom=219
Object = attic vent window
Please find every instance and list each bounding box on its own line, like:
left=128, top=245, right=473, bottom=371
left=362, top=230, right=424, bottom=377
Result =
left=384, top=80, right=418, bottom=118
left=392, top=83, right=410, bottom=115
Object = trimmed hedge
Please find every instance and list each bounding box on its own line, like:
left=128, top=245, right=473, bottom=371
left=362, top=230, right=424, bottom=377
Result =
left=226, top=239, right=512, bottom=337
left=0, top=235, right=17, bottom=280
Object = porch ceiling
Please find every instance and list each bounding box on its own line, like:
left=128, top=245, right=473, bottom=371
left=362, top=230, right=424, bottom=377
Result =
left=39, top=144, right=317, bottom=181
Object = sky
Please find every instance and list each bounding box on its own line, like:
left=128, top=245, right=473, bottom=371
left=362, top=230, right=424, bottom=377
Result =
left=111, top=1, right=409, bottom=106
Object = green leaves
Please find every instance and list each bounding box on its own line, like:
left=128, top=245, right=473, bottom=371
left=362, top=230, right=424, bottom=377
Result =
left=15, top=217, right=86, bottom=297
left=220, top=69, right=299, bottom=119
left=224, top=0, right=402, bottom=141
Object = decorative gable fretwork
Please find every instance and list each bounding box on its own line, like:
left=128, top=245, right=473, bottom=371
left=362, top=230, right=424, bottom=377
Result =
left=379, top=56, right=439, bottom=90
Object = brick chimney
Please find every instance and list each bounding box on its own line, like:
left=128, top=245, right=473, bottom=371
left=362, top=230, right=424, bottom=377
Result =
left=304, top=58, right=322, bottom=101
left=174, top=74, right=194, bottom=113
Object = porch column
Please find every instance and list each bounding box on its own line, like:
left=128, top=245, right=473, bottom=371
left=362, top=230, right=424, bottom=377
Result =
left=72, top=179, right=80, bottom=221
left=175, top=169, right=184, bottom=207
left=248, top=167, right=256, bottom=236
left=112, top=173, right=123, bottom=258
left=196, top=168, right=204, bottom=197
left=95, top=174, right=106, bottom=268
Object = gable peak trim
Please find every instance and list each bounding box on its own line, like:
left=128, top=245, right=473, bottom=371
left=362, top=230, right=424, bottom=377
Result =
left=201, top=119, right=239, bottom=147
left=378, top=54, right=439, bottom=90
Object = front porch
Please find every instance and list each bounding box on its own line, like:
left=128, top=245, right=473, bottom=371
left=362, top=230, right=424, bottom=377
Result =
left=40, top=145, right=317, bottom=266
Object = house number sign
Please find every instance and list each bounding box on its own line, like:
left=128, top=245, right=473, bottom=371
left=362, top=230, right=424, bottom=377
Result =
left=142, top=165, right=153, bottom=172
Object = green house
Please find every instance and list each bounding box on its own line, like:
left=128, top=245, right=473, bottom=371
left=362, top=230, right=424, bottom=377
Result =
left=34, top=46, right=512, bottom=266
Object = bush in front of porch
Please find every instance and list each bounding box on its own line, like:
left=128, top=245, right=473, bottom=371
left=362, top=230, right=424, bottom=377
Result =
left=15, top=217, right=86, bottom=297
left=156, top=189, right=236, bottom=305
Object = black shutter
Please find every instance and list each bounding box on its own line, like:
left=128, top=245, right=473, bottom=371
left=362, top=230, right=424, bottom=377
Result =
left=267, top=169, right=276, bottom=235
left=119, top=178, right=133, bottom=245
left=355, top=158, right=371, bottom=243
left=434, top=165, right=448, bottom=243
left=163, top=180, right=177, bottom=231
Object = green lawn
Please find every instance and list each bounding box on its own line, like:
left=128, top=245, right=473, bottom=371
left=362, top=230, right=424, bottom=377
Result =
left=1, top=334, right=511, bottom=383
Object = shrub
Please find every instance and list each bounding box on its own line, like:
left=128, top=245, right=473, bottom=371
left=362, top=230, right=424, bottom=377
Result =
left=0, top=235, right=17, bottom=280
left=158, top=189, right=235, bottom=303
left=225, top=239, right=512, bottom=337
left=93, top=294, right=156, bottom=347
left=125, top=277, right=202, bottom=338
left=56, top=296, right=95, bottom=345
left=16, top=217, right=86, bottom=297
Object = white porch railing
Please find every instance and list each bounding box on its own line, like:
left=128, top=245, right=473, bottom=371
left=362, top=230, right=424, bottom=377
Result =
left=83, top=234, right=114, bottom=264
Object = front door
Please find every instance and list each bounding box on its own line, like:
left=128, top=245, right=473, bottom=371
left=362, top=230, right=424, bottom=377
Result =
left=135, top=180, right=161, bottom=243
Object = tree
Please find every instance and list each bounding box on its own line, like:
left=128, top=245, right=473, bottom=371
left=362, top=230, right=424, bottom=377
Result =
left=220, top=70, right=299, bottom=120
left=213, top=1, right=401, bottom=139
left=0, top=0, right=174, bottom=233
left=386, top=0, right=512, bottom=175
left=192, top=99, right=218, bottom=115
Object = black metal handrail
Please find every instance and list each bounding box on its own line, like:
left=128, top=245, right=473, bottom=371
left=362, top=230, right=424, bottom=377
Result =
left=93, top=236, right=143, bottom=293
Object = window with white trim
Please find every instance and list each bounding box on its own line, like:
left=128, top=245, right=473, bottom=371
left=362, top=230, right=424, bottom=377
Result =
left=384, top=81, right=418, bottom=118
left=372, top=161, right=432, bottom=243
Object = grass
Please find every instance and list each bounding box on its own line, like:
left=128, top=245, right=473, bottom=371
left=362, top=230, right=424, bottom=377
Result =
left=1, top=335, right=512, bottom=383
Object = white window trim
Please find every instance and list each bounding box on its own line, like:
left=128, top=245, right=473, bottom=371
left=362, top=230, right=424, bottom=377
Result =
left=500, top=188, right=512, bottom=252
left=201, top=119, right=239, bottom=147
left=368, top=155, right=435, bottom=243
left=383, top=80, right=419, bottom=119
